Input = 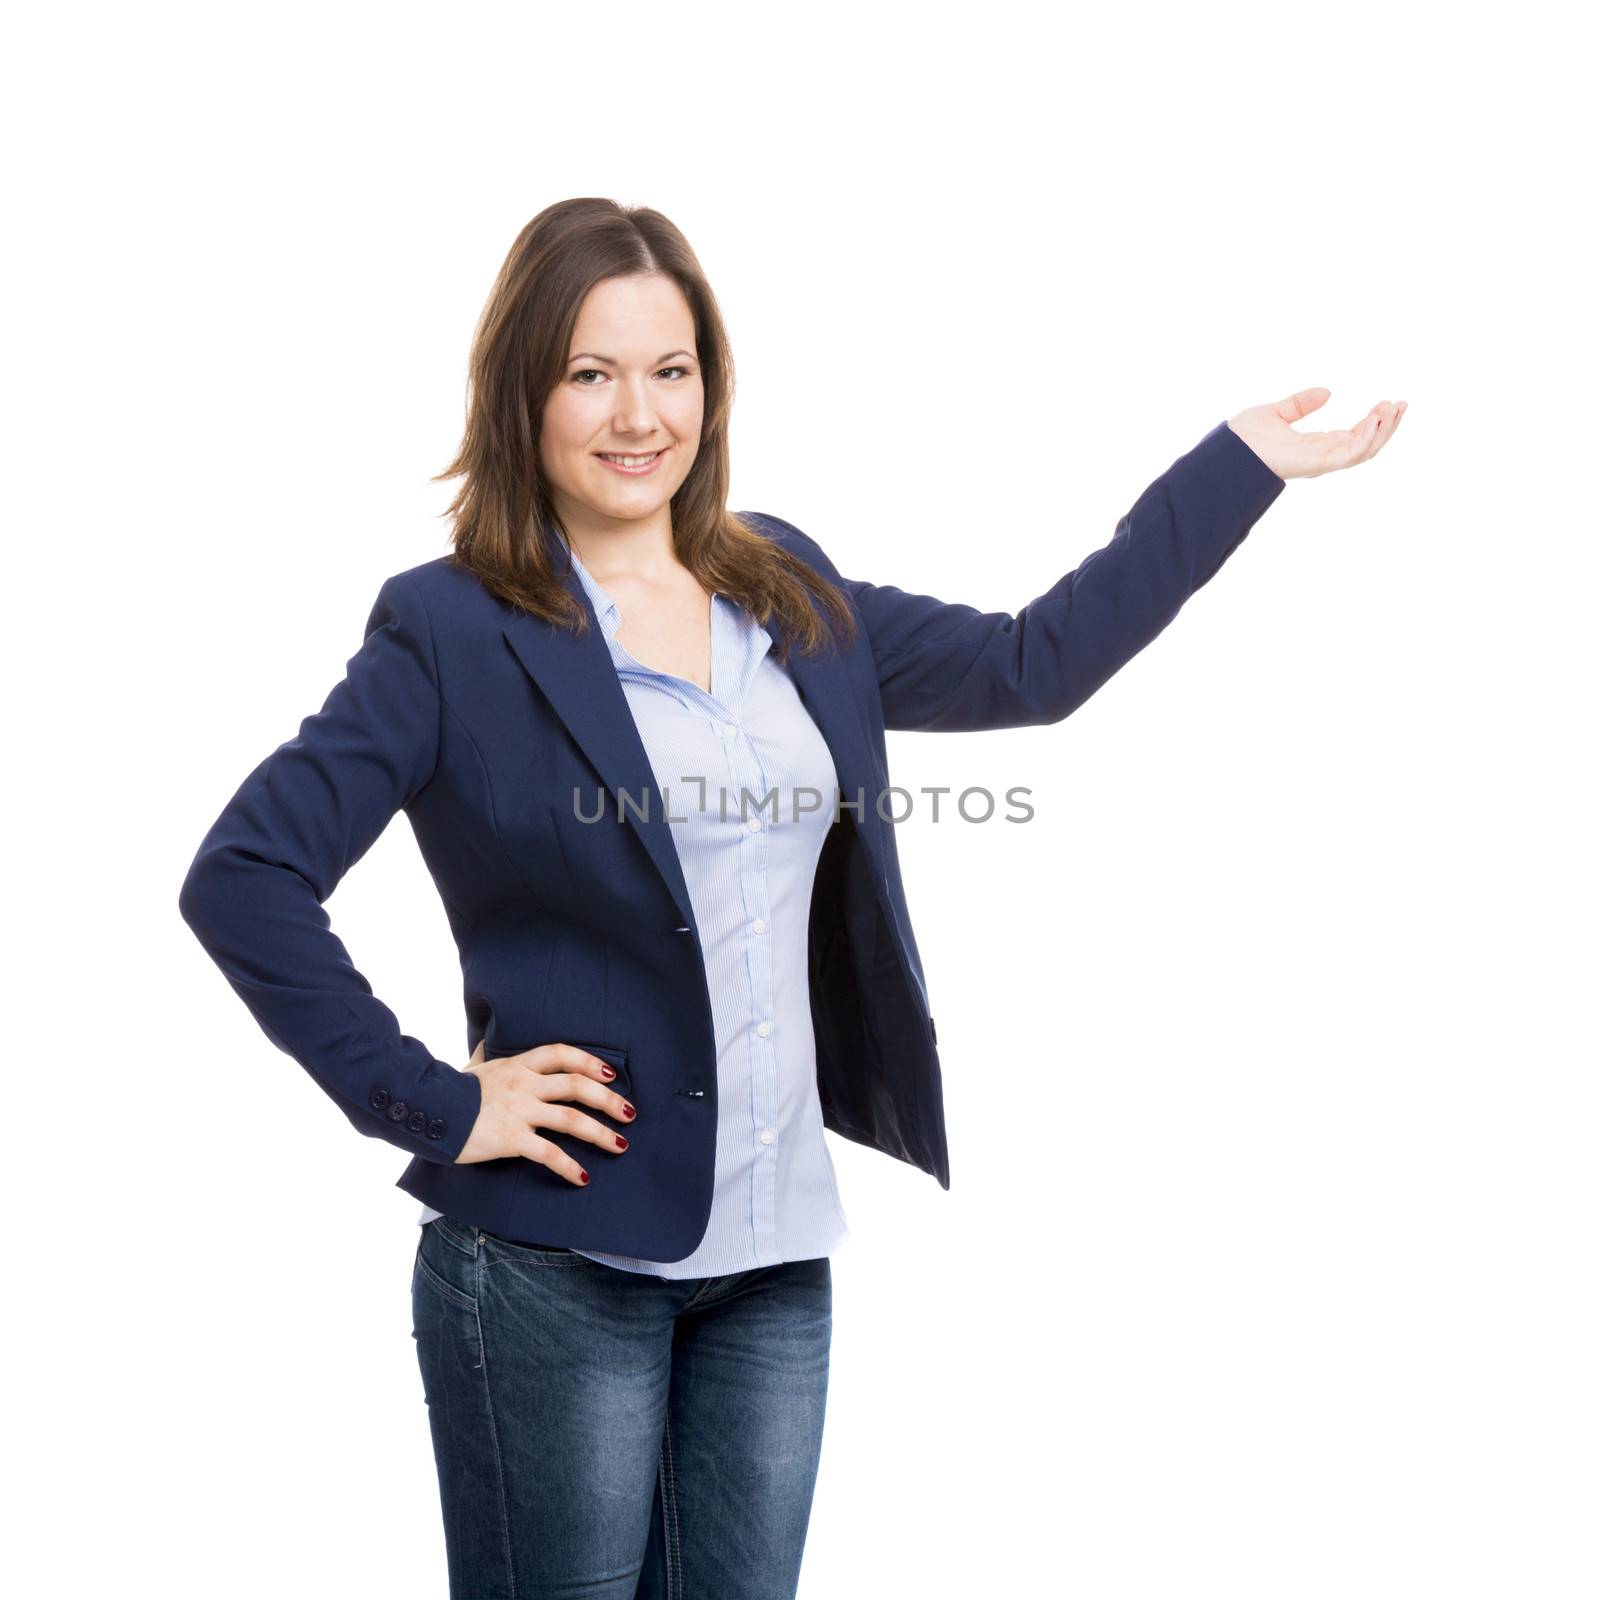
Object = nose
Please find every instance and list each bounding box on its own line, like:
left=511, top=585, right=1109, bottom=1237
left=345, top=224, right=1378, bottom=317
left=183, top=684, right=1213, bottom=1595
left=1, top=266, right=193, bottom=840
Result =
left=611, top=376, right=664, bottom=439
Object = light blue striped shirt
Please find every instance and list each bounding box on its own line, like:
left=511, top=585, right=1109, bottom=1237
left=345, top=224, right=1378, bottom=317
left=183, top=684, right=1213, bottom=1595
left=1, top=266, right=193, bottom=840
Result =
left=420, top=546, right=852, bottom=1277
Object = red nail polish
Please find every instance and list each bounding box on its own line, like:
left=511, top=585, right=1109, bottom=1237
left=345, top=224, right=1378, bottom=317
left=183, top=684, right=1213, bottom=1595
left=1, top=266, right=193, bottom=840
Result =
left=579, top=1170, right=590, bottom=1184
left=622, top=1104, right=636, bottom=1120
left=600, top=1066, right=616, bottom=1080
left=615, top=1134, right=628, bottom=1150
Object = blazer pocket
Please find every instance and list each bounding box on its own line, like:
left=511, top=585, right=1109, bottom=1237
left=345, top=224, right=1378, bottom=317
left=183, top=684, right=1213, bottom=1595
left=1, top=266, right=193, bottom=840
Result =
left=487, top=1039, right=632, bottom=1098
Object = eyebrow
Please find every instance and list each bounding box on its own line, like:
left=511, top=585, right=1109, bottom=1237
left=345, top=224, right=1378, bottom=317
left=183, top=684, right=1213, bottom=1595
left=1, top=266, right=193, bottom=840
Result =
left=567, top=349, right=696, bottom=366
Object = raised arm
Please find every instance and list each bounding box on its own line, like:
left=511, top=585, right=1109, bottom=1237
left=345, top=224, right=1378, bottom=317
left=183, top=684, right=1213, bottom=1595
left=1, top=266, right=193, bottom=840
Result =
left=817, top=419, right=1287, bottom=733
left=177, top=571, right=481, bottom=1163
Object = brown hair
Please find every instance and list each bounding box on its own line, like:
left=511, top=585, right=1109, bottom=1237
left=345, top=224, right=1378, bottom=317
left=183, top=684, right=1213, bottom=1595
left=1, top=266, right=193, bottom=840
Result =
left=431, top=198, right=857, bottom=662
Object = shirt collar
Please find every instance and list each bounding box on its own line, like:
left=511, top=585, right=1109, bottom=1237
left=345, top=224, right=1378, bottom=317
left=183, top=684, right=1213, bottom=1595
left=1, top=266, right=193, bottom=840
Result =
left=563, top=544, right=623, bottom=643
left=562, top=544, right=770, bottom=707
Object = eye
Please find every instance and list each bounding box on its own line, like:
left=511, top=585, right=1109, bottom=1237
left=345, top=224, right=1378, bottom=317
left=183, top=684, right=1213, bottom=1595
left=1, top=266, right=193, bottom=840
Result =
left=569, top=366, right=695, bottom=387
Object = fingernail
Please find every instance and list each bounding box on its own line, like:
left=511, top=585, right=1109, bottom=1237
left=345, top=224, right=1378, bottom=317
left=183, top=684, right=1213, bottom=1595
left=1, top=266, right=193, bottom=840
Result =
left=600, top=1065, right=616, bottom=1080
left=615, top=1134, right=628, bottom=1150
left=622, top=1103, right=636, bottom=1120
left=579, top=1170, right=590, bottom=1184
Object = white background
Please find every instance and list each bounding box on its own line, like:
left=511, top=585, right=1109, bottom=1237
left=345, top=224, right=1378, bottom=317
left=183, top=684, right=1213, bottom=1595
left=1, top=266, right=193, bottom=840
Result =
left=7, top=1, right=1595, bottom=1595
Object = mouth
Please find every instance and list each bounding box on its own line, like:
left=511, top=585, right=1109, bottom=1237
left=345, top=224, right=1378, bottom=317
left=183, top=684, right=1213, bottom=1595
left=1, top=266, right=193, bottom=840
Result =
left=594, top=448, right=667, bottom=476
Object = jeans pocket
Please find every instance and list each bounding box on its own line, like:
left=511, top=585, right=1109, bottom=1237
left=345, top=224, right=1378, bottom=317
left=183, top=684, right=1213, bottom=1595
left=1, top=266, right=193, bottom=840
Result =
left=414, top=1218, right=480, bottom=1312
left=479, top=1229, right=582, bottom=1266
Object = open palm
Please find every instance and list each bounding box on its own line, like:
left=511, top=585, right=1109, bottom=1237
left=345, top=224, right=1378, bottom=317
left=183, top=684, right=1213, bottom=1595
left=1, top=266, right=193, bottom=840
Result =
left=1230, top=388, right=1406, bottom=481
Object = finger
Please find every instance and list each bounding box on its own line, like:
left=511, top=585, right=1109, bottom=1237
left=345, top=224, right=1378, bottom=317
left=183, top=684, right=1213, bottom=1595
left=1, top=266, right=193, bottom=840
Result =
left=1274, top=386, right=1332, bottom=424
left=527, top=1097, right=632, bottom=1155
left=529, top=1042, right=619, bottom=1083
left=1356, top=402, right=1385, bottom=457
left=1342, top=405, right=1386, bottom=468
left=1303, top=398, right=1405, bottom=476
left=1371, top=399, right=1405, bottom=456
left=1359, top=401, right=1402, bottom=462
left=527, top=1069, right=636, bottom=1124
left=520, top=1131, right=592, bottom=1187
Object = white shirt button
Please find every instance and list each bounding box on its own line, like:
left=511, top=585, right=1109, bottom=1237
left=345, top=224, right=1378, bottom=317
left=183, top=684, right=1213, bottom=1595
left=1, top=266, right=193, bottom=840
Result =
left=751, top=917, right=767, bottom=934
left=746, top=817, right=761, bottom=832
left=759, top=1128, right=775, bottom=1146
left=722, top=722, right=738, bottom=737
left=756, top=1021, right=772, bottom=1037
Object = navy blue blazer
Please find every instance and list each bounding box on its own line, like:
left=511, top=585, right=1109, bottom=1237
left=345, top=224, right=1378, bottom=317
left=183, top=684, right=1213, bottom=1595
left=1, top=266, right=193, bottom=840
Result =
left=178, top=420, right=1284, bottom=1261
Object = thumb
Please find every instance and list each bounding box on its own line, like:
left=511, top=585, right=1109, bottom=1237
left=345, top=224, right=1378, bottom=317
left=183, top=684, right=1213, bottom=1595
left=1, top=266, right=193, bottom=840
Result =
left=1275, top=387, right=1331, bottom=423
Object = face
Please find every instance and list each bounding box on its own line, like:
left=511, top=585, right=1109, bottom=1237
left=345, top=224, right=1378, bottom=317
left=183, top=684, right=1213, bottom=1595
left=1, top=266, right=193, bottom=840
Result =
left=538, top=272, right=705, bottom=541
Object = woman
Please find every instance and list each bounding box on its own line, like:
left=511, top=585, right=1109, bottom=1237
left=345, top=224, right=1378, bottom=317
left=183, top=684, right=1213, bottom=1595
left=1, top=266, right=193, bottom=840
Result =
left=178, top=197, right=1404, bottom=1597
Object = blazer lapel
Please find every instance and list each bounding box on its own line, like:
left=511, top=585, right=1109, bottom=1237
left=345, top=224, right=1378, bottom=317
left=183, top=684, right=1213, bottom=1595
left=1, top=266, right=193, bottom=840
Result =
left=499, top=525, right=885, bottom=935
left=500, top=568, right=697, bottom=932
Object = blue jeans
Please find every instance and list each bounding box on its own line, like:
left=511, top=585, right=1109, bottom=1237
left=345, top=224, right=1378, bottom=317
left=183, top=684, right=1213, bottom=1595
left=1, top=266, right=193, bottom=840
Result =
left=411, top=1214, right=833, bottom=1598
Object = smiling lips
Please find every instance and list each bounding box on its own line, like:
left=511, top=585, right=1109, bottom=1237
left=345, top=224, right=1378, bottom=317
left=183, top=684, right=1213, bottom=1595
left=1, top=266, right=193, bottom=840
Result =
left=595, top=449, right=665, bottom=475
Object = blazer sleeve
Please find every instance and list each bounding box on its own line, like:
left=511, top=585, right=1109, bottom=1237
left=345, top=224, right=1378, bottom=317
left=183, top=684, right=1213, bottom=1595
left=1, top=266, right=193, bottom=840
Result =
left=825, top=420, right=1286, bottom=733
left=177, top=570, right=482, bottom=1165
